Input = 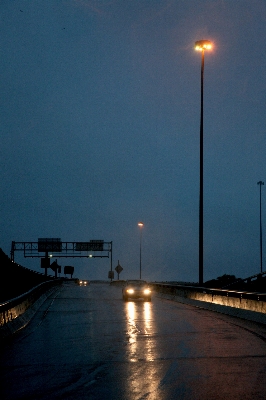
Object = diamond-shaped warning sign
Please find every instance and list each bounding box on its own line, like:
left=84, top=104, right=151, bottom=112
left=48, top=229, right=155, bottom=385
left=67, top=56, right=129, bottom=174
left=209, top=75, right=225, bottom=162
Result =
left=115, top=264, right=123, bottom=274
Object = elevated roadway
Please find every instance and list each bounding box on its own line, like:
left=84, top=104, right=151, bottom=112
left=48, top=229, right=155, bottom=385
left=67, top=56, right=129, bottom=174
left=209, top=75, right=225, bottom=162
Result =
left=1, top=282, right=266, bottom=399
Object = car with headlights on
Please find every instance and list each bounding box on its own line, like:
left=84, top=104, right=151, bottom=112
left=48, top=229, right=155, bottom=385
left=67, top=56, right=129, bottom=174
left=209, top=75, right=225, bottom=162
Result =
left=122, top=280, right=151, bottom=301
left=79, top=280, right=89, bottom=286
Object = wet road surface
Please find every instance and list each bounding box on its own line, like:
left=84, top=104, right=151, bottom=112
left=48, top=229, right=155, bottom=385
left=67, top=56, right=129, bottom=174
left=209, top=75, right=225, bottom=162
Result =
left=1, top=282, right=266, bottom=399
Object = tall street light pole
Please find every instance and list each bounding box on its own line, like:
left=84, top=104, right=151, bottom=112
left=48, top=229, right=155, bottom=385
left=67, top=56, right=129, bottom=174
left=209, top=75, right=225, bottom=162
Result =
left=257, top=181, right=264, bottom=273
left=195, top=40, right=212, bottom=286
left=138, top=222, right=144, bottom=279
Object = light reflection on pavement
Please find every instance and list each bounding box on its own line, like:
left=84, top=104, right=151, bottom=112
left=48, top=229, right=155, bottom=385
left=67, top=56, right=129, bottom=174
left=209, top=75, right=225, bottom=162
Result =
left=125, top=301, right=155, bottom=360
left=125, top=300, right=160, bottom=399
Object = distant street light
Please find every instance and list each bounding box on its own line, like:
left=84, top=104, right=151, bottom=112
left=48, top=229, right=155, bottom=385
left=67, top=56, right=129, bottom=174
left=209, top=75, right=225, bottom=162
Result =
left=138, top=222, right=144, bottom=279
left=195, top=39, right=212, bottom=286
left=257, top=181, right=264, bottom=273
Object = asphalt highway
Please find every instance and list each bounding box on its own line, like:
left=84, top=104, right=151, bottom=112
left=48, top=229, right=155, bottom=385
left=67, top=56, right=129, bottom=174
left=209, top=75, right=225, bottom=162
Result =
left=1, top=281, right=266, bottom=399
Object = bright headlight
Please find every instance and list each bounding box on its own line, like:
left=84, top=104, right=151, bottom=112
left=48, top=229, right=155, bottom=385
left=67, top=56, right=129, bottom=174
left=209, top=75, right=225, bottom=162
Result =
left=127, top=289, right=134, bottom=294
left=143, top=289, right=151, bottom=295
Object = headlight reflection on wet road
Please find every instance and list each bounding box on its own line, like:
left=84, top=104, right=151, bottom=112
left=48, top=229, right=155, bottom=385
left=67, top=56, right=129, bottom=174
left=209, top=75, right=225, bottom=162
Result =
left=125, top=300, right=155, bottom=362
left=124, top=300, right=159, bottom=399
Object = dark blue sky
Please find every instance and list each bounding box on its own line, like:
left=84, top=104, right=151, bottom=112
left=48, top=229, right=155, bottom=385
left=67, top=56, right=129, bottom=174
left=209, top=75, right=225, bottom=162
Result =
left=1, top=1, right=266, bottom=282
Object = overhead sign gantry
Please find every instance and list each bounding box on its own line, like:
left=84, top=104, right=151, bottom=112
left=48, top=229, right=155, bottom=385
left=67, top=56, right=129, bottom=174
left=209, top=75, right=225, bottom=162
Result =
left=11, top=238, right=113, bottom=277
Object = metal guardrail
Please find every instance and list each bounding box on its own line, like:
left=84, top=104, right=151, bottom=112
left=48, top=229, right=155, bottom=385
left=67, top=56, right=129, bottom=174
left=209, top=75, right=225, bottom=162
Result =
left=151, top=282, right=266, bottom=302
left=0, top=279, right=62, bottom=326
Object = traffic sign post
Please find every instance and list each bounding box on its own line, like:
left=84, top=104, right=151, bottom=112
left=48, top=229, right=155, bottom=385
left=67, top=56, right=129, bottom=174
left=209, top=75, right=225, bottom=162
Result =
left=115, top=261, right=123, bottom=280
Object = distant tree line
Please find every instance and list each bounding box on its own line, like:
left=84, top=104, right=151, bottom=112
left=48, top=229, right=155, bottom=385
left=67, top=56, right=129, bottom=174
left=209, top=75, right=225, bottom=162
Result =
left=205, top=273, right=266, bottom=292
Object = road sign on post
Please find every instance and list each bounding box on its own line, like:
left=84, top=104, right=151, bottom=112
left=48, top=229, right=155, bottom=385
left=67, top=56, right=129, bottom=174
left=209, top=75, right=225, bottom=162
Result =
left=64, top=265, right=74, bottom=278
left=41, top=256, right=50, bottom=276
left=50, top=260, right=61, bottom=278
left=115, top=261, right=123, bottom=280
left=108, top=271, right=114, bottom=280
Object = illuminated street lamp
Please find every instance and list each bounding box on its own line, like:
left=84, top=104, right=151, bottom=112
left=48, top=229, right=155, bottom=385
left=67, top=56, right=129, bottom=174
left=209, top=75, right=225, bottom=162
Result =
left=195, top=40, right=212, bottom=285
left=195, top=40, right=212, bottom=52
left=257, top=181, right=264, bottom=273
left=138, top=222, right=144, bottom=279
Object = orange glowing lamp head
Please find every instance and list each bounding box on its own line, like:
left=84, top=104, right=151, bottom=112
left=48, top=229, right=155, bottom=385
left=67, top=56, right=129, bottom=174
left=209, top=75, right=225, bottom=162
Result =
left=195, top=40, right=212, bottom=51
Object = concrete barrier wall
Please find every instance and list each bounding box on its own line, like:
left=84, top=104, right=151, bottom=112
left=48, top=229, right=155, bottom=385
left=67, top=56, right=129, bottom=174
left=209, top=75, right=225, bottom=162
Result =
left=152, top=283, right=266, bottom=325
left=0, top=280, right=62, bottom=338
